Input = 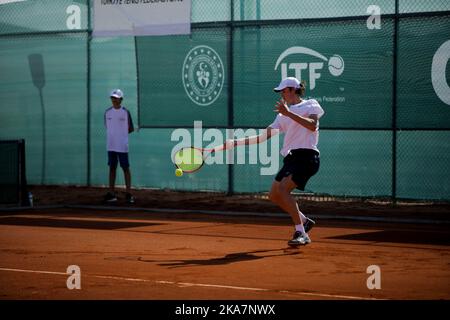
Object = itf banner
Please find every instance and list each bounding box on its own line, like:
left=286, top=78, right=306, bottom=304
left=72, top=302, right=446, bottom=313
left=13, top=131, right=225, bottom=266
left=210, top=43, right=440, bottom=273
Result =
left=93, top=0, right=191, bottom=37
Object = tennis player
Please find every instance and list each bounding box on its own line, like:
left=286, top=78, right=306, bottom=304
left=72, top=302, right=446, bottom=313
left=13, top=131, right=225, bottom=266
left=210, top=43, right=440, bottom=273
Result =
left=226, top=77, right=324, bottom=246
left=104, top=89, right=135, bottom=204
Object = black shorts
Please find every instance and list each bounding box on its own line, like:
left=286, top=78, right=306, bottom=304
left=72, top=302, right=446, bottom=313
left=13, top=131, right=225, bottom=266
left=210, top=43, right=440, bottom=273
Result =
left=108, top=151, right=130, bottom=169
left=275, top=148, right=320, bottom=190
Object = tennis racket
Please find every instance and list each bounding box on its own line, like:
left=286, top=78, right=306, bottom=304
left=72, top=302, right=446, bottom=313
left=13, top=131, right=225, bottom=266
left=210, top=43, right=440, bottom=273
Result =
left=172, top=142, right=231, bottom=174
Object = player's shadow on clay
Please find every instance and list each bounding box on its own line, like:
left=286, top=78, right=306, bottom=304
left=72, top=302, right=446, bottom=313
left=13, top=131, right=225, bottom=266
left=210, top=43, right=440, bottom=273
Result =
left=139, top=248, right=300, bottom=268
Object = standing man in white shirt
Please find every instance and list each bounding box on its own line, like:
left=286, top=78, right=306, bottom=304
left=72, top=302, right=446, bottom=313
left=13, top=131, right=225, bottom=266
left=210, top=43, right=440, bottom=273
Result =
left=104, top=89, right=135, bottom=204
left=223, top=77, right=324, bottom=246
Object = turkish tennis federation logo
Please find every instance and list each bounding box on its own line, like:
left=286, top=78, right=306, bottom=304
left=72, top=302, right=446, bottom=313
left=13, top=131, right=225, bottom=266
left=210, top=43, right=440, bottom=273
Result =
left=182, top=45, right=224, bottom=106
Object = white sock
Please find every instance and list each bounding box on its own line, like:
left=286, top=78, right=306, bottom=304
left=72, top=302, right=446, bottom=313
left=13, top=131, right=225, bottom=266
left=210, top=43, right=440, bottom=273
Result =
left=295, top=224, right=305, bottom=234
left=298, top=212, right=307, bottom=224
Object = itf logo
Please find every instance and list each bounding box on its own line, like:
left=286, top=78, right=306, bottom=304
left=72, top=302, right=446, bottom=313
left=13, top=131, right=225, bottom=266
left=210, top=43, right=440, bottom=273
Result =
left=274, top=47, right=344, bottom=90
left=182, top=45, right=225, bottom=106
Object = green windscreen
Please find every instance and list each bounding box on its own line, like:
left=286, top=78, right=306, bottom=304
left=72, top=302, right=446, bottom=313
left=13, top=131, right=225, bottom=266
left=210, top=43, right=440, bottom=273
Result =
left=233, top=19, right=394, bottom=129
left=397, top=16, right=450, bottom=128
left=0, top=33, right=88, bottom=185
left=136, top=29, right=229, bottom=127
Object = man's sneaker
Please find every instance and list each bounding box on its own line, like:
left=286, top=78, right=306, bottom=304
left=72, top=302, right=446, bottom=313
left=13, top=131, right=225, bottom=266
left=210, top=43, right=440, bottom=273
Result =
left=288, top=231, right=311, bottom=247
left=126, top=193, right=135, bottom=204
left=304, top=217, right=316, bottom=233
left=104, top=192, right=117, bottom=202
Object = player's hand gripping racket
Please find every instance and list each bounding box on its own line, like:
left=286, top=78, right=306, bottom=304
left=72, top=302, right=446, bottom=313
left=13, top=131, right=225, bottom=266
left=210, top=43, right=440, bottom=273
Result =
left=172, top=141, right=232, bottom=174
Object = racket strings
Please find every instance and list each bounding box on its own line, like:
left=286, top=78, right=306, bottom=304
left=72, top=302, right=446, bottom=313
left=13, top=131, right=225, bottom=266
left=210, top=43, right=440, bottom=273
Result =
left=174, top=148, right=204, bottom=172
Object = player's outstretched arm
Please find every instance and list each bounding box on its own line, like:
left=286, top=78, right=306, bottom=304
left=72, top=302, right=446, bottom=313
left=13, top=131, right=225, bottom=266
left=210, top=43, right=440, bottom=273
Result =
left=213, top=127, right=279, bottom=152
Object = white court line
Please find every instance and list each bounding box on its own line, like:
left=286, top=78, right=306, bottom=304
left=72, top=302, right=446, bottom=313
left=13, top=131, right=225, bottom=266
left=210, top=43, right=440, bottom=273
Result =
left=0, top=267, right=380, bottom=300
left=0, top=267, right=67, bottom=276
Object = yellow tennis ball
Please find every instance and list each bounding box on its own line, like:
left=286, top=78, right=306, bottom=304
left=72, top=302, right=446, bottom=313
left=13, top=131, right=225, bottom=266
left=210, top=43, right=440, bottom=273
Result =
left=175, top=168, right=183, bottom=177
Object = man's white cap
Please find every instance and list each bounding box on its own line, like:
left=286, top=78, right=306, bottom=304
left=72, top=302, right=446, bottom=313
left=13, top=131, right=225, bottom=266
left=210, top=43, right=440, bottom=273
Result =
left=273, top=77, right=301, bottom=92
left=110, top=89, right=123, bottom=99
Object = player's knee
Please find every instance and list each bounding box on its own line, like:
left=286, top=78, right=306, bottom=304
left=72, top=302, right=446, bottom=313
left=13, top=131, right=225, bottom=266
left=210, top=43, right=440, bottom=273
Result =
left=278, top=181, right=291, bottom=195
left=279, top=174, right=298, bottom=195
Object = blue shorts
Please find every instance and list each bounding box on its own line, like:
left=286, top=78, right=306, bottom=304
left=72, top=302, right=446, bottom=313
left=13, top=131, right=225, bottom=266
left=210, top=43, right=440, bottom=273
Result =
left=275, top=148, right=320, bottom=191
left=108, top=151, right=130, bottom=169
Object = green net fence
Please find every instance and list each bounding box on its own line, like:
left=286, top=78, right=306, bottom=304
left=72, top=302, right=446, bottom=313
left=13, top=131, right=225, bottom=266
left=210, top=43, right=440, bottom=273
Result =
left=0, top=0, right=449, bottom=201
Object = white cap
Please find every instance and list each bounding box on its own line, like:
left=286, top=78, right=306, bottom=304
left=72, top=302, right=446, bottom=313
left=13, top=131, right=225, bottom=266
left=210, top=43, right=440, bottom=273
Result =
left=110, top=89, right=123, bottom=99
left=273, top=77, right=301, bottom=92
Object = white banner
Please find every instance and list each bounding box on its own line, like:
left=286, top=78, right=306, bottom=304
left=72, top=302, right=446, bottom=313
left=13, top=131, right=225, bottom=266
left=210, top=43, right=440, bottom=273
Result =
left=93, top=0, right=191, bottom=37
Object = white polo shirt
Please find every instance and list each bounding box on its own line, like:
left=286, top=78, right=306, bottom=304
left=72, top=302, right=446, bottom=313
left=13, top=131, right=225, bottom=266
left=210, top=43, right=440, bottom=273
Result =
left=104, top=106, right=134, bottom=153
left=269, top=99, right=325, bottom=157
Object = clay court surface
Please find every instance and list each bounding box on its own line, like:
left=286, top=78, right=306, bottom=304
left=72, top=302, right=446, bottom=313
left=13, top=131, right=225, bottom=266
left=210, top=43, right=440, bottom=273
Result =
left=0, top=187, right=449, bottom=300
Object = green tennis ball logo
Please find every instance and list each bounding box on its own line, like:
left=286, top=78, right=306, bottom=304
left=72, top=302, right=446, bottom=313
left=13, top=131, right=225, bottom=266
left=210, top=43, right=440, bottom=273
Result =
left=328, top=55, right=345, bottom=77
